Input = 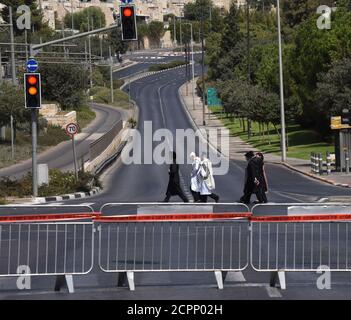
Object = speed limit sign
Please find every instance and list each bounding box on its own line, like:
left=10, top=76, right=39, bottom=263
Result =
left=66, top=123, right=79, bottom=136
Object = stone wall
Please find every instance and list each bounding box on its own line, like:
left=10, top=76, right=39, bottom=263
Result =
left=39, top=104, right=77, bottom=129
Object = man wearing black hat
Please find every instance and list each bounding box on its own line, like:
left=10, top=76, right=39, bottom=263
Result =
left=240, top=151, right=264, bottom=204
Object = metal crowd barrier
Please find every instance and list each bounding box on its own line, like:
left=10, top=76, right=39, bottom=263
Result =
left=97, top=203, right=251, bottom=290
left=250, top=203, right=351, bottom=289
left=0, top=205, right=96, bottom=293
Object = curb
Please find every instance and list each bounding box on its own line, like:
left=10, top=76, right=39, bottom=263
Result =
left=33, top=187, right=101, bottom=204
left=178, top=83, right=351, bottom=189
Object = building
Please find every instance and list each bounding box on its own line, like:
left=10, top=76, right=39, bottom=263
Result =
left=39, top=0, right=247, bottom=30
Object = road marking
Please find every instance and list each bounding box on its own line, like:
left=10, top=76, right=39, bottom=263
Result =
left=225, top=271, right=246, bottom=282
left=79, top=203, right=95, bottom=207
left=265, top=286, right=283, bottom=298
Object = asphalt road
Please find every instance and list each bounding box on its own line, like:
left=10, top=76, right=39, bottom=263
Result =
left=0, top=104, right=122, bottom=179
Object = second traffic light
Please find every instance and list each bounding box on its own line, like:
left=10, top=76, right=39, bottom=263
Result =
left=24, top=73, right=41, bottom=109
left=120, top=5, right=137, bottom=41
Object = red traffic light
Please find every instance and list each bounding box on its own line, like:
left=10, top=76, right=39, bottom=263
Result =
left=123, top=7, right=133, bottom=17
left=27, top=75, right=38, bottom=85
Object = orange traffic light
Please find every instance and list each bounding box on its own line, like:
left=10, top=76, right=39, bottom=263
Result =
left=24, top=73, right=41, bottom=109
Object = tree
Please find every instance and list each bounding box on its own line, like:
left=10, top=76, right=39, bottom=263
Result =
left=315, top=58, right=351, bottom=134
left=147, top=21, right=165, bottom=47
left=0, top=82, right=30, bottom=138
left=39, top=64, right=88, bottom=110
left=64, top=7, right=106, bottom=32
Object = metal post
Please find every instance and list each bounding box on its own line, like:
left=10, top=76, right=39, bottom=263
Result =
left=185, top=45, right=188, bottom=95
left=87, top=19, right=93, bottom=89
left=277, top=0, right=287, bottom=162
left=247, top=0, right=252, bottom=140
left=9, top=7, right=16, bottom=84
left=180, top=16, right=182, bottom=49
left=0, top=48, right=2, bottom=83
left=25, top=30, right=29, bottom=61
left=311, top=152, right=314, bottom=173
left=72, top=135, right=78, bottom=180
left=201, top=3, right=206, bottom=126
left=10, top=114, right=14, bottom=160
left=174, top=17, right=177, bottom=46
left=191, top=24, right=195, bottom=110
left=326, top=151, right=331, bottom=175
left=71, top=0, right=74, bottom=32
left=109, top=46, right=114, bottom=104
left=318, top=153, right=323, bottom=175
left=346, top=150, right=350, bottom=174
left=31, top=109, right=38, bottom=197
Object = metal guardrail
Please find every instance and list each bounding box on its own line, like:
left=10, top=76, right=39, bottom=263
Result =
left=89, top=120, right=123, bottom=161
left=250, top=203, right=351, bottom=289
left=0, top=205, right=96, bottom=293
left=97, top=203, right=250, bottom=290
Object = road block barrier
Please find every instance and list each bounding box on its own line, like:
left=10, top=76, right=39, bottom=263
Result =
left=97, top=203, right=250, bottom=290
left=250, top=203, right=351, bottom=289
left=0, top=205, right=97, bottom=293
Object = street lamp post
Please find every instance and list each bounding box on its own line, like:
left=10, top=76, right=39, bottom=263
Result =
left=201, top=1, right=206, bottom=126
left=277, top=0, right=287, bottom=162
left=184, top=23, right=195, bottom=110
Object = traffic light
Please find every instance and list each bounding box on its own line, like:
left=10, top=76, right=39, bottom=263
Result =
left=120, top=5, right=137, bottom=41
left=24, top=73, right=41, bottom=109
left=341, top=108, right=351, bottom=126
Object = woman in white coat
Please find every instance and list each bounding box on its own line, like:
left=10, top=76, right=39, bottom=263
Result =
left=199, top=153, right=219, bottom=203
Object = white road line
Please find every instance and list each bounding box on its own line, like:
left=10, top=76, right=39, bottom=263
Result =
left=265, top=286, right=283, bottom=298
left=225, top=271, right=246, bottom=282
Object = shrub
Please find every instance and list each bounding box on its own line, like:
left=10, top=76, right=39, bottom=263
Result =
left=148, top=60, right=187, bottom=72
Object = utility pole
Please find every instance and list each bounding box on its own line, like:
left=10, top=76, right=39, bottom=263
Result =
left=173, top=16, right=177, bottom=46
left=277, top=0, right=287, bottom=162
left=190, top=24, right=195, bottom=110
left=109, top=46, right=114, bottom=104
left=180, top=15, right=182, bottom=50
left=247, top=0, right=252, bottom=139
left=87, top=18, right=93, bottom=89
left=71, top=0, right=74, bottom=32
left=0, top=48, right=2, bottom=83
left=201, top=1, right=206, bottom=126
left=10, top=114, right=14, bottom=159
left=9, top=7, right=16, bottom=84
left=25, top=29, right=29, bottom=61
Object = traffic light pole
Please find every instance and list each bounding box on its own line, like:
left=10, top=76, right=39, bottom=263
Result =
left=31, top=109, right=38, bottom=197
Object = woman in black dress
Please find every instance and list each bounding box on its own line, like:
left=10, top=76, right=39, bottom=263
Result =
left=163, top=152, right=189, bottom=202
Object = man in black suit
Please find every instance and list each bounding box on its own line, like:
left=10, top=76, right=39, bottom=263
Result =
left=240, top=151, right=266, bottom=204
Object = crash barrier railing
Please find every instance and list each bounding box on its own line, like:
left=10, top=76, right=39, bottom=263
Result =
left=311, top=152, right=335, bottom=175
left=89, top=119, right=123, bottom=161
left=97, top=203, right=251, bottom=290
left=0, top=205, right=98, bottom=293
left=251, top=203, right=351, bottom=290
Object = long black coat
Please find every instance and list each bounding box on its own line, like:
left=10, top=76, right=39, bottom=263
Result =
left=244, top=157, right=264, bottom=193
left=166, top=163, right=183, bottom=196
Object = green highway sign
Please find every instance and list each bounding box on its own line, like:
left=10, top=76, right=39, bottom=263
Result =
left=207, top=87, right=222, bottom=107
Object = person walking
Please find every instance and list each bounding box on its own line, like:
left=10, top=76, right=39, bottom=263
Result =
left=199, top=153, right=219, bottom=203
left=164, top=151, right=189, bottom=203
left=189, top=152, right=201, bottom=202
left=240, top=151, right=262, bottom=204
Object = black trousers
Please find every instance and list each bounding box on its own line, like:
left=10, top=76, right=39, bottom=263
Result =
left=241, top=188, right=267, bottom=204
left=190, top=187, right=201, bottom=202
left=164, top=190, right=189, bottom=203
left=200, top=193, right=219, bottom=203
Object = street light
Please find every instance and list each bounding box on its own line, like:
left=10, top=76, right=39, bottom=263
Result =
left=277, top=0, right=287, bottom=162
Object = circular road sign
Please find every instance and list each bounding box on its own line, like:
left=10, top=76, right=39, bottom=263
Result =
left=26, top=58, right=39, bottom=73
left=66, top=123, right=79, bottom=136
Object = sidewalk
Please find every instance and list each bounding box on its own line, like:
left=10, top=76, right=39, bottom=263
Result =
left=179, top=80, right=351, bottom=188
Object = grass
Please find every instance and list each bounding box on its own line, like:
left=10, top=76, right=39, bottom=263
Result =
left=76, top=105, right=96, bottom=130
left=90, top=86, right=131, bottom=110
left=211, top=106, right=334, bottom=160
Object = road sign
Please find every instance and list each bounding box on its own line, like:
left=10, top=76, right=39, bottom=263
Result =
left=207, top=87, right=221, bottom=107
left=121, top=0, right=133, bottom=3
left=331, top=116, right=351, bottom=130
left=66, top=123, right=79, bottom=136
left=26, top=58, right=38, bottom=73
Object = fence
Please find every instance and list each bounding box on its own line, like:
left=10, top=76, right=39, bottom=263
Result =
left=97, top=203, right=250, bottom=290
left=251, top=203, right=351, bottom=289
left=89, top=119, right=123, bottom=161
left=0, top=202, right=351, bottom=293
left=0, top=205, right=97, bottom=293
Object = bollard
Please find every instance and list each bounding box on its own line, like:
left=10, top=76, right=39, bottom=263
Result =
left=318, top=153, right=323, bottom=175
left=346, top=151, right=350, bottom=174
left=311, top=152, right=314, bottom=173
left=326, top=151, right=331, bottom=175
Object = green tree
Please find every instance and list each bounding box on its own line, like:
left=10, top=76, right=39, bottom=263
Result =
left=147, top=21, right=165, bottom=47
left=64, top=7, right=106, bottom=32
left=39, top=64, right=88, bottom=110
